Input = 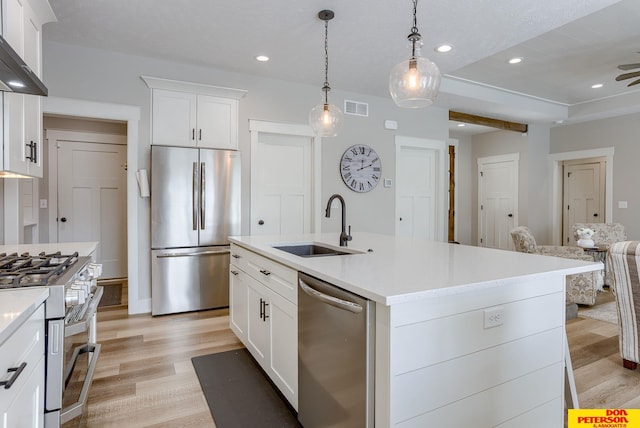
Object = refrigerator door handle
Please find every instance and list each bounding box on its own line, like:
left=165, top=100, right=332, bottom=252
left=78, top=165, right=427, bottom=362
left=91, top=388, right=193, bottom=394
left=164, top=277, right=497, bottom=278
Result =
left=156, top=249, right=231, bottom=258
left=192, top=162, right=198, bottom=230
left=200, top=162, right=206, bottom=230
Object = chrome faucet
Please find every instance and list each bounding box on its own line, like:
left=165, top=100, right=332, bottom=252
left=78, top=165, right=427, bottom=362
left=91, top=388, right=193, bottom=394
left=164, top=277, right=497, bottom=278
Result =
left=325, top=194, right=352, bottom=247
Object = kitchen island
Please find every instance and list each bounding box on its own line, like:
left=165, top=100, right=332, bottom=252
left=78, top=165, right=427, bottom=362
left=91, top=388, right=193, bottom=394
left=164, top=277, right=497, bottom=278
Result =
left=229, top=233, right=601, bottom=427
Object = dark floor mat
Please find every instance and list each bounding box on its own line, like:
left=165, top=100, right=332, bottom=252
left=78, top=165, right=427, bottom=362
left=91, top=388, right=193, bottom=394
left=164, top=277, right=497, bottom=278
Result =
left=192, top=348, right=302, bottom=428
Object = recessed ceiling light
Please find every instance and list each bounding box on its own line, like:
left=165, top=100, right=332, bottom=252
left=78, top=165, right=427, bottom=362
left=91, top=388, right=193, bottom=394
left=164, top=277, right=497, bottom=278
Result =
left=508, top=57, right=523, bottom=64
left=457, top=123, right=466, bottom=127
left=591, top=83, right=603, bottom=89
left=255, top=55, right=269, bottom=62
left=436, top=44, right=452, bottom=53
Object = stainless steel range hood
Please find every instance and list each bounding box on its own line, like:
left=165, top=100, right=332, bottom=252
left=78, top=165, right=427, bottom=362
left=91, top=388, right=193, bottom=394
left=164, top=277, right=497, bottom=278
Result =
left=0, top=34, right=47, bottom=96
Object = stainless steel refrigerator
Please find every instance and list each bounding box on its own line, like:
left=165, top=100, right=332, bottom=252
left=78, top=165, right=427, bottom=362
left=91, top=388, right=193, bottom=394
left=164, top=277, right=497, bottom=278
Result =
left=150, top=145, right=241, bottom=315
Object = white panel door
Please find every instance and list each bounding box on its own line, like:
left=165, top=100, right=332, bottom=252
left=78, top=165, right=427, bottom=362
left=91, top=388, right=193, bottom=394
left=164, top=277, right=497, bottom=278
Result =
left=251, top=132, right=312, bottom=235
left=395, top=137, right=446, bottom=242
left=57, top=141, right=127, bottom=278
left=563, top=161, right=604, bottom=245
left=397, top=147, right=436, bottom=239
left=478, top=155, right=518, bottom=250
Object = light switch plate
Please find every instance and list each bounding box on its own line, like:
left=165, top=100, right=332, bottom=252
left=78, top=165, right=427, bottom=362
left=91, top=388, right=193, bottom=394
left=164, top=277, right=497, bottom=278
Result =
left=39, top=199, right=48, bottom=209
left=384, top=178, right=392, bottom=188
left=619, top=201, right=628, bottom=209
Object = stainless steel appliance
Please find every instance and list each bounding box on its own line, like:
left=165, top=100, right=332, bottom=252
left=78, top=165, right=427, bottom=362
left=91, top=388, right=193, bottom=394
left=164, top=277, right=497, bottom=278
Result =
left=151, top=146, right=241, bottom=315
left=0, top=251, right=103, bottom=427
left=298, top=272, right=375, bottom=428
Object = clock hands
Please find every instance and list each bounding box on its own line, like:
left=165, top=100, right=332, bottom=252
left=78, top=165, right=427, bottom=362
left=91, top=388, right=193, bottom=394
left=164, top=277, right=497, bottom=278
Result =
left=357, top=163, right=374, bottom=171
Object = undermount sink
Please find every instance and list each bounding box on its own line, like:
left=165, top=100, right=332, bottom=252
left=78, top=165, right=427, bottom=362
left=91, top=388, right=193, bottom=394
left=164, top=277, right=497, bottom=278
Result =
left=273, top=243, right=357, bottom=258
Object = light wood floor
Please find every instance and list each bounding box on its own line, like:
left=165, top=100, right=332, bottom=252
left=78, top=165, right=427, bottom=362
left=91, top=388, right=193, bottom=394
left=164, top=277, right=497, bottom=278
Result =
left=73, top=297, right=638, bottom=427
left=73, top=306, right=242, bottom=427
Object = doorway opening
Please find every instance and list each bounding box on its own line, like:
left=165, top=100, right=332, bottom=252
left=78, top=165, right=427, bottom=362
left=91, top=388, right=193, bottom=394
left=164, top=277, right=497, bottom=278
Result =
left=549, top=148, right=614, bottom=245
left=43, top=97, right=142, bottom=313
left=44, top=116, right=128, bottom=307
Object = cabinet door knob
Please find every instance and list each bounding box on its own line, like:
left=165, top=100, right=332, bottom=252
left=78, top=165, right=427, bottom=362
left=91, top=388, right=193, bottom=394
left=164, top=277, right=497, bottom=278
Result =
left=508, top=213, right=513, bottom=218
left=258, top=219, right=264, bottom=225
left=593, top=213, right=599, bottom=217
left=60, top=217, right=68, bottom=223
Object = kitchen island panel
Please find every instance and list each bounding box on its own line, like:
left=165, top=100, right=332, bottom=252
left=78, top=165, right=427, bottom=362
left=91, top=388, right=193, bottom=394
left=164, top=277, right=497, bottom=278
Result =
left=391, top=291, right=563, bottom=372
left=395, top=363, right=563, bottom=427
left=391, top=327, right=563, bottom=419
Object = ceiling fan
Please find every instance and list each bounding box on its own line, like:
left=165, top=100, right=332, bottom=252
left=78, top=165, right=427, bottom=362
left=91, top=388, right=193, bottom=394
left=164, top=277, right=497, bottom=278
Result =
left=616, top=61, right=640, bottom=87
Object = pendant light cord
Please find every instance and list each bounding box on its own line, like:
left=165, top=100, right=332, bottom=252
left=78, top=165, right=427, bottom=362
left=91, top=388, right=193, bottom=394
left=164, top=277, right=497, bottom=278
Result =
left=323, top=19, right=330, bottom=104
left=409, top=0, right=420, bottom=59
left=411, top=0, right=419, bottom=34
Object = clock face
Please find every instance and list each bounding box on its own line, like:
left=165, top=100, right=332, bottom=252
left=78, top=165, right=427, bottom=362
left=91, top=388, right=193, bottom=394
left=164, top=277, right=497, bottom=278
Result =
left=340, top=144, right=382, bottom=193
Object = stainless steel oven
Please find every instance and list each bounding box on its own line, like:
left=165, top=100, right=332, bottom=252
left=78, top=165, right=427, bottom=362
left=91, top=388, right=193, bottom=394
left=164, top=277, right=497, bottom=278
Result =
left=0, top=252, right=103, bottom=428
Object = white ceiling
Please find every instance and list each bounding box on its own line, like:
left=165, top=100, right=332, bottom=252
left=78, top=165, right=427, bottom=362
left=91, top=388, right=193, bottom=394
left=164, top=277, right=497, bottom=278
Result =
left=42, top=0, right=640, bottom=132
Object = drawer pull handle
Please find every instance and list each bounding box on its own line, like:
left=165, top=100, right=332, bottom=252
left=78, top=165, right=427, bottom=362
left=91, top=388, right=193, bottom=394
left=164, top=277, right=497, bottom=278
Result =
left=231, top=254, right=240, bottom=259
left=260, top=269, right=271, bottom=276
left=1, top=362, right=27, bottom=389
left=230, top=270, right=239, bottom=276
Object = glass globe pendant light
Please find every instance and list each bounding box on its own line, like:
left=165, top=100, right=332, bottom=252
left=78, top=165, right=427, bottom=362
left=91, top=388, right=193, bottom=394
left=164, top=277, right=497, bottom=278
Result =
left=389, top=0, right=441, bottom=108
left=309, top=10, right=343, bottom=137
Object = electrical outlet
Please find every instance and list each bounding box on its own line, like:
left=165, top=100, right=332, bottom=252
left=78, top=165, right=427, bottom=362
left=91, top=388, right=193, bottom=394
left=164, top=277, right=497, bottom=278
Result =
left=484, top=306, right=504, bottom=329
left=39, top=199, right=48, bottom=209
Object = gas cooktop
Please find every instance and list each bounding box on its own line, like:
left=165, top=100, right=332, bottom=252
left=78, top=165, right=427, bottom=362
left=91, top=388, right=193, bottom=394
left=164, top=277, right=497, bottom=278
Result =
left=0, top=252, right=80, bottom=289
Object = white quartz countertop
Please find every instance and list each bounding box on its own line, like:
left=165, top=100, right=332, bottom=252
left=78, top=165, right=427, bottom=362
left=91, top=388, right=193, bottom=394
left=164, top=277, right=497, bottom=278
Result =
left=229, top=233, right=603, bottom=305
left=0, top=288, right=49, bottom=345
left=0, top=242, right=98, bottom=257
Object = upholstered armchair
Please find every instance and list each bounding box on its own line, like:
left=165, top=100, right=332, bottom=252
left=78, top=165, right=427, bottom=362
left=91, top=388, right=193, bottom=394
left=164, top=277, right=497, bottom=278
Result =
left=573, top=223, right=626, bottom=285
left=607, top=241, right=640, bottom=369
left=510, top=226, right=603, bottom=305
left=573, top=223, right=627, bottom=248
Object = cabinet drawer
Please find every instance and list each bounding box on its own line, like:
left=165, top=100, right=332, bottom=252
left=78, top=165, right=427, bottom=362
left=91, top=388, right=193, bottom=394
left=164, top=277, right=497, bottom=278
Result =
left=230, top=244, right=297, bottom=303
left=0, top=304, right=45, bottom=410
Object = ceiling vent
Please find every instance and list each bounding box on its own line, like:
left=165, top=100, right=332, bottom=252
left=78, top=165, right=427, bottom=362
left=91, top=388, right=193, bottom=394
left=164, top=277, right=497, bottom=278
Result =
left=344, top=100, right=368, bottom=117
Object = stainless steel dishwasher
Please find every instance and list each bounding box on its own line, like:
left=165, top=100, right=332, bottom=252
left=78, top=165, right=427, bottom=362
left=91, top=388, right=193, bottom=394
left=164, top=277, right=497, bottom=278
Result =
left=298, top=272, right=375, bottom=428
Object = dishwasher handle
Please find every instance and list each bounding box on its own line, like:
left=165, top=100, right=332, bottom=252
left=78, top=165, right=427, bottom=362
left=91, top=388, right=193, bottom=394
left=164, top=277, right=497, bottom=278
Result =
left=299, top=278, right=363, bottom=314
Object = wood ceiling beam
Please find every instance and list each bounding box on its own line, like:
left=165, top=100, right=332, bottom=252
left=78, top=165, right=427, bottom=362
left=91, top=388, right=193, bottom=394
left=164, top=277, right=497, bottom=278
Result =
left=449, top=110, right=528, bottom=133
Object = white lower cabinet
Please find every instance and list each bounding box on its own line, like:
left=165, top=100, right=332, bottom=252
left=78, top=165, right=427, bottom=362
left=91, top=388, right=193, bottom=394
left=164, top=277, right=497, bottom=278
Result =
left=229, top=244, right=298, bottom=410
left=0, top=304, right=45, bottom=428
left=229, top=268, right=249, bottom=343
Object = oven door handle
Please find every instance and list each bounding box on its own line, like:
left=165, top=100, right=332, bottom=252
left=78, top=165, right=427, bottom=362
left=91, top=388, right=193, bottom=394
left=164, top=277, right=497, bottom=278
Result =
left=60, top=343, right=101, bottom=425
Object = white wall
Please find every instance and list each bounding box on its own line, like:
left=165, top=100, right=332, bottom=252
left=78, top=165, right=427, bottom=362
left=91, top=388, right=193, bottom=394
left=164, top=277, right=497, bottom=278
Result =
left=39, top=41, right=449, bottom=312
left=550, top=113, right=640, bottom=239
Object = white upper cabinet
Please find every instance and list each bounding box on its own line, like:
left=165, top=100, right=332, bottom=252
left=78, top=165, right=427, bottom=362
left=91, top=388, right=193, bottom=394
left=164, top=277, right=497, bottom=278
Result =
left=142, top=76, right=247, bottom=150
left=0, top=0, right=54, bottom=178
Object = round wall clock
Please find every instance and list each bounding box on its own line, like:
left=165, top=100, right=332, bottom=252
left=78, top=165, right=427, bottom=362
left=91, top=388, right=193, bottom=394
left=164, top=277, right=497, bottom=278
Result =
left=339, top=144, right=382, bottom=193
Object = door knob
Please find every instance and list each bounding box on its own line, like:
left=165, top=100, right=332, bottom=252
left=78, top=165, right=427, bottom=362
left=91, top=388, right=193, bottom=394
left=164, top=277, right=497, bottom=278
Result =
left=258, top=219, right=264, bottom=225
left=60, top=217, right=67, bottom=223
